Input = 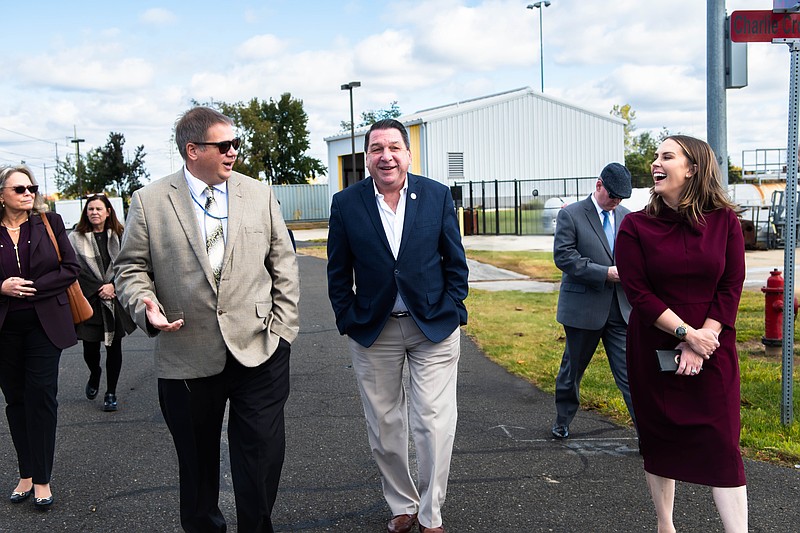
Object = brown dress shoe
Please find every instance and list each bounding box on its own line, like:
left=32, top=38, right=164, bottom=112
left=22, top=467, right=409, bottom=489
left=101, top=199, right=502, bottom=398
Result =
left=388, top=513, right=417, bottom=533
left=418, top=525, right=446, bottom=533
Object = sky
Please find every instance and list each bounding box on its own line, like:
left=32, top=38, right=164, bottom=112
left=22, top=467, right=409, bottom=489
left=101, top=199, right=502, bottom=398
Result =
left=0, top=0, right=792, bottom=193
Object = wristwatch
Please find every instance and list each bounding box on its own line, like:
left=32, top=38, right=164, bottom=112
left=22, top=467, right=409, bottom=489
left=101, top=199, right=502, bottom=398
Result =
left=674, top=323, right=688, bottom=340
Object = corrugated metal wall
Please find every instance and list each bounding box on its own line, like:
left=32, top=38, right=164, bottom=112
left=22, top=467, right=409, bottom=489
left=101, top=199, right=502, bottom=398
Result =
left=424, top=92, right=623, bottom=185
left=272, top=184, right=329, bottom=222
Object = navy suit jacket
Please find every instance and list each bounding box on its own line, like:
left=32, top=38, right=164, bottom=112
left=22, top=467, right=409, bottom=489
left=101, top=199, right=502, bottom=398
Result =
left=0, top=212, right=79, bottom=349
left=327, top=173, right=469, bottom=348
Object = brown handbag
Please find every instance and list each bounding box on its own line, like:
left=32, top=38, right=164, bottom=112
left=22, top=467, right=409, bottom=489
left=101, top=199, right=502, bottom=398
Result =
left=39, top=213, right=94, bottom=324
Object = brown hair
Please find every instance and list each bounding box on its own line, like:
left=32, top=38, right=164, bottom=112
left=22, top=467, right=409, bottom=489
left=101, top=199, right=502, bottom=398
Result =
left=646, top=134, right=736, bottom=224
left=175, top=106, right=234, bottom=160
left=75, top=194, right=124, bottom=236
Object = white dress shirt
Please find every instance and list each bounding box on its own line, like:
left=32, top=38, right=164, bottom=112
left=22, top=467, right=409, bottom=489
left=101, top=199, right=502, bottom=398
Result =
left=374, top=181, right=409, bottom=313
left=184, top=168, right=228, bottom=242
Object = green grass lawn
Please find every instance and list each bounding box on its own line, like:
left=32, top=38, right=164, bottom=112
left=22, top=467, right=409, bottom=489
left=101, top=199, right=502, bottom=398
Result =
left=463, top=250, right=800, bottom=466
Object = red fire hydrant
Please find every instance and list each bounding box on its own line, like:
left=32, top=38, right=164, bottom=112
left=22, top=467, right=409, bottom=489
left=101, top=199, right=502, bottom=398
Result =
left=761, top=269, right=799, bottom=357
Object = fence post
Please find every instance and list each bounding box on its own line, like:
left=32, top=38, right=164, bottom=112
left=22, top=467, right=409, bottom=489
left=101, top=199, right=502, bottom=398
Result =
left=514, top=179, right=520, bottom=235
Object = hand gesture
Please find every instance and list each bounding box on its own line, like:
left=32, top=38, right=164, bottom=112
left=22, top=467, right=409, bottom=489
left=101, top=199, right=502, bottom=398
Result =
left=143, top=296, right=184, bottom=332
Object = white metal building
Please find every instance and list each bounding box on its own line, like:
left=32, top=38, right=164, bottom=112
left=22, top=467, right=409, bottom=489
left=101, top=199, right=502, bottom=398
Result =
left=325, top=86, right=625, bottom=198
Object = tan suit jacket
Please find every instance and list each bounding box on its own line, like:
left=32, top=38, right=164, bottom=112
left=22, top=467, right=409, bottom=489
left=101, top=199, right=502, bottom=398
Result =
left=114, top=170, right=299, bottom=379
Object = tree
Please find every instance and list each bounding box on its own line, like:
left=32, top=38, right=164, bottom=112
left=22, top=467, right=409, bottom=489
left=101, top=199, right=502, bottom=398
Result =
left=625, top=131, right=659, bottom=188
left=55, top=132, right=148, bottom=205
left=216, top=94, right=326, bottom=184
left=728, top=158, right=743, bottom=184
left=609, top=103, right=637, bottom=154
left=340, top=101, right=402, bottom=131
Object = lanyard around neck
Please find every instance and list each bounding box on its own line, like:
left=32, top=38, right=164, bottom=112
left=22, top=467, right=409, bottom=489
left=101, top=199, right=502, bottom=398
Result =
left=190, top=190, right=228, bottom=221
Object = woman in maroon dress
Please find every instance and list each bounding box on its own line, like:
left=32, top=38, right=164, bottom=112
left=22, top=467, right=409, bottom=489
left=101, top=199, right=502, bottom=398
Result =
left=616, top=135, right=747, bottom=532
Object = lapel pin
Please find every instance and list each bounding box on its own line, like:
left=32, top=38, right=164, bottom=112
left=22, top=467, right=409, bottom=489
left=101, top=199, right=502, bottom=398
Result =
left=410, top=193, right=417, bottom=200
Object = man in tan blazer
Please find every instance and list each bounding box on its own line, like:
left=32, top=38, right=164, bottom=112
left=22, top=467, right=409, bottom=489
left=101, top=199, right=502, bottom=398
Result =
left=115, top=106, right=299, bottom=533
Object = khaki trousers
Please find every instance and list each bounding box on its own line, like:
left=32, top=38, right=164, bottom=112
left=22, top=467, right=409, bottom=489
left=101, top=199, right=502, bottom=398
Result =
left=349, top=317, right=460, bottom=529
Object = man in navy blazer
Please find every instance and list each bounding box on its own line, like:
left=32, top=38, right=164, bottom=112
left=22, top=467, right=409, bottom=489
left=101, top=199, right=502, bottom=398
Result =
left=327, top=119, right=468, bottom=533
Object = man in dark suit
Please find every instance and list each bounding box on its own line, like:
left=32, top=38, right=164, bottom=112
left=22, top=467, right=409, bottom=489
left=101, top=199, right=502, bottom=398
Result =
left=551, top=162, right=636, bottom=439
left=327, top=119, right=468, bottom=533
left=115, top=107, right=299, bottom=532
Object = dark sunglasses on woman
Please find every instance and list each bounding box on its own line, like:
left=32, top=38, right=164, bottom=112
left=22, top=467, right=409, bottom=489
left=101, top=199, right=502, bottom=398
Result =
left=4, top=185, right=39, bottom=194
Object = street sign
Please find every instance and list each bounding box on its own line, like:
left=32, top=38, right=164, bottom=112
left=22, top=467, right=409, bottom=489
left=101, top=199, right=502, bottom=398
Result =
left=730, top=10, right=800, bottom=42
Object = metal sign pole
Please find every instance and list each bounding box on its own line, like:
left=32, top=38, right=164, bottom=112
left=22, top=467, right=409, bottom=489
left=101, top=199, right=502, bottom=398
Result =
left=776, top=38, right=799, bottom=425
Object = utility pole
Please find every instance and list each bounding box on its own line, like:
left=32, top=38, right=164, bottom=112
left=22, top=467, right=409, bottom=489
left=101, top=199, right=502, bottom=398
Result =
left=70, top=126, right=85, bottom=208
left=707, top=0, right=728, bottom=186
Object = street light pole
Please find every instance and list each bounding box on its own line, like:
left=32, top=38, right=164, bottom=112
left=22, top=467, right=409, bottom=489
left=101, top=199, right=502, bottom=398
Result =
left=527, top=1, right=551, bottom=93
left=340, top=81, right=361, bottom=185
left=70, top=126, right=85, bottom=208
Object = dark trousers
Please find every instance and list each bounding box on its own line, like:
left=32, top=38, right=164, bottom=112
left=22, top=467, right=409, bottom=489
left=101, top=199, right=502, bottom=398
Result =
left=158, top=339, right=291, bottom=533
left=83, top=336, right=123, bottom=394
left=0, top=309, right=62, bottom=484
left=554, top=292, right=635, bottom=427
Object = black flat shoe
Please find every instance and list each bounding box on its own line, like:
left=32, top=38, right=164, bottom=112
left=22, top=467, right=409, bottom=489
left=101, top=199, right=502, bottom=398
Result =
left=9, top=489, right=32, bottom=503
left=103, top=393, right=117, bottom=412
left=85, top=369, right=101, bottom=400
left=33, top=495, right=54, bottom=511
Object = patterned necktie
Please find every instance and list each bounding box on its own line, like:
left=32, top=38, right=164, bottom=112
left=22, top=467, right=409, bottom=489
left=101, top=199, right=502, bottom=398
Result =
left=602, top=210, right=614, bottom=253
left=204, top=186, right=224, bottom=285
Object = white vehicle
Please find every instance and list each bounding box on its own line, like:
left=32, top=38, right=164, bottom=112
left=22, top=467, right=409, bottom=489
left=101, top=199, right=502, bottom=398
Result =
left=55, top=197, right=125, bottom=230
left=542, top=188, right=652, bottom=235
left=541, top=196, right=577, bottom=235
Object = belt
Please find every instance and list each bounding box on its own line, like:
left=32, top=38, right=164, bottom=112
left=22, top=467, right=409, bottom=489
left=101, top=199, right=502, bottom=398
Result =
left=390, top=311, right=411, bottom=318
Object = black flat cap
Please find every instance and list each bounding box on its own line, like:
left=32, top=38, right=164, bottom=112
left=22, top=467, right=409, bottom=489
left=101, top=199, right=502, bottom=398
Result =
left=600, top=162, right=632, bottom=199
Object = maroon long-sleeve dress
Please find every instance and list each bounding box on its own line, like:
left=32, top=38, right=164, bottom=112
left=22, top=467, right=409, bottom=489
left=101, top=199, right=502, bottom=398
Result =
left=616, top=207, right=746, bottom=487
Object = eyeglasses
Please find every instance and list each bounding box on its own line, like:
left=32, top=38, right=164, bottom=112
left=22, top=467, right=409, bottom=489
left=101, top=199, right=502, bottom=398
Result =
left=190, top=137, right=241, bottom=154
left=4, top=185, right=39, bottom=194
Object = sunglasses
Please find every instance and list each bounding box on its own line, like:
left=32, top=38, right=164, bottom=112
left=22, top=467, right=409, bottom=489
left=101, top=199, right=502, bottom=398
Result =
left=85, top=193, right=107, bottom=199
left=4, top=185, right=39, bottom=194
left=190, top=137, right=241, bottom=154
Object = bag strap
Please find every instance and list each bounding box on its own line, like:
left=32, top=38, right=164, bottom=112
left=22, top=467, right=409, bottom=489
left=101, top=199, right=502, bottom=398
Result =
left=39, top=212, right=63, bottom=263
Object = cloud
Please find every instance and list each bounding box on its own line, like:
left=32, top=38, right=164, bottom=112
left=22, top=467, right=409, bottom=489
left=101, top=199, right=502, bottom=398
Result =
left=548, top=0, right=704, bottom=67
left=401, top=0, right=535, bottom=70
left=140, top=8, right=176, bottom=25
left=237, top=34, right=286, bottom=60
left=16, top=51, right=155, bottom=92
left=352, top=30, right=456, bottom=88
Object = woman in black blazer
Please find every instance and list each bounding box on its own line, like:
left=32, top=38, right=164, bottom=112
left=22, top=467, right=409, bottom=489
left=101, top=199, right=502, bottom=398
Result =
left=0, top=165, right=80, bottom=511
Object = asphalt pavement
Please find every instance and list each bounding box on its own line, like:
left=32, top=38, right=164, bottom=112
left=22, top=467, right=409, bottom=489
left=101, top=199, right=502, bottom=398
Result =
left=0, top=239, right=798, bottom=532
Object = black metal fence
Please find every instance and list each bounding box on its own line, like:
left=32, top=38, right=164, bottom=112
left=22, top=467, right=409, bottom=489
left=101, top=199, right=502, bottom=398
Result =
left=452, top=177, right=596, bottom=235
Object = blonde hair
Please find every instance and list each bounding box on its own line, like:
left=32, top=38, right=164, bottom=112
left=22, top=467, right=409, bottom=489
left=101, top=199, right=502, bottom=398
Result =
left=0, top=165, right=48, bottom=217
